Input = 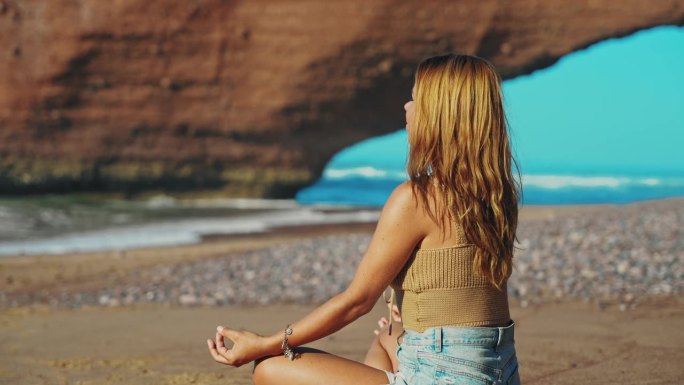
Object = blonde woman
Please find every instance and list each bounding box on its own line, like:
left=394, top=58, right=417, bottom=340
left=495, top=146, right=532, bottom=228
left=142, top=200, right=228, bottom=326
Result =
left=207, top=53, right=522, bottom=385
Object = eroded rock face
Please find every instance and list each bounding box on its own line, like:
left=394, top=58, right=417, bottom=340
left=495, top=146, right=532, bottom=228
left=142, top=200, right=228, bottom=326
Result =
left=1, top=0, right=682, bottom=198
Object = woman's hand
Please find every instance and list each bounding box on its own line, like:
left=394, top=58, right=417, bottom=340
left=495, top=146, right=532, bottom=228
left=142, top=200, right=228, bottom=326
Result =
left=206, top=326, right=273, bottom=367
left=373, top=304, right=401, bottom=335
left=373, top=316, right=390, bottom=336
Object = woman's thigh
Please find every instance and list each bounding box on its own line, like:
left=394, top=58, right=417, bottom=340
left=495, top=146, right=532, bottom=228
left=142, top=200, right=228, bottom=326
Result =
left=253, top=347, right=391, bottom=385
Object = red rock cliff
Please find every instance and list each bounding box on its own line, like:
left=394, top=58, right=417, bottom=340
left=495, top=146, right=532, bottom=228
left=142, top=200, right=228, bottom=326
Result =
left=1, top=0, right=682, bottom=198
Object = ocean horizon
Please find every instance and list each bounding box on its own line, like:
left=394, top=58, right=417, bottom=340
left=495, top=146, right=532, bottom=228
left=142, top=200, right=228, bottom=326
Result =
left=296, top=163, right=684, bottom=206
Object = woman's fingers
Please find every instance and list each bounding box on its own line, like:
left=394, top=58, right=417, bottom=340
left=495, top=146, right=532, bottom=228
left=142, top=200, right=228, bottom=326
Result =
left=217, top=325, right=241, bottom=341
left=208, top=325, right=253, bottom=367
left=215, top=326, right=243, bottom=363
left=207, top=339, right=230, bottom=364
left=373, top=316, right=390, bottom=335
left=209, top=334, right=237, bottom=365
left=215, top=330, right=229, bottom=355
left=377, top=317, right=388, bottom=328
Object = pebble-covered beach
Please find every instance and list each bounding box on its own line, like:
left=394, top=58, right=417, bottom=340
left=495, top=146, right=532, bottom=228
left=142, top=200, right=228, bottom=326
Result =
left=2, top=199, right=682, bottom=310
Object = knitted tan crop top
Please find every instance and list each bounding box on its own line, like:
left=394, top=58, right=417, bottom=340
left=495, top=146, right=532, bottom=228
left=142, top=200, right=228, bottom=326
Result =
left=389, top=230, right=511, bottom=332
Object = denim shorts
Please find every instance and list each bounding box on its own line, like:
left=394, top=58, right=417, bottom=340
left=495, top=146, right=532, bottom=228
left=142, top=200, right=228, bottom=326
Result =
left=383, top=321, right=520, bottom=385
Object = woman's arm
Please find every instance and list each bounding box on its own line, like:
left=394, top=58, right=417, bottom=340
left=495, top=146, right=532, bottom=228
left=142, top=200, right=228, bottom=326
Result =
left=208, top=181, right=426, bottom=366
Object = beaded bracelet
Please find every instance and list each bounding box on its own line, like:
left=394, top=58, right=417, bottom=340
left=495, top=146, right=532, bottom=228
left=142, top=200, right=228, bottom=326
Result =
left=281, top=324, right=296, bottom=360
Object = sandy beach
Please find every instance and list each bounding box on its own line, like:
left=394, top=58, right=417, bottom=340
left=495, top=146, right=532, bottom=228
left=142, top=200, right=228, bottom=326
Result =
left=1, top=200, right=682, bottom=384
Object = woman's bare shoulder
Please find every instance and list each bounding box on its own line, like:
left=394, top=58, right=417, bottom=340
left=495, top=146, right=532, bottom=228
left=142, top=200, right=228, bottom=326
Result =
left=389, top=180, right=463, bottom=248
left=384, top=181, right=422, bottom=213
left=379, top=181, right=431, bottom=234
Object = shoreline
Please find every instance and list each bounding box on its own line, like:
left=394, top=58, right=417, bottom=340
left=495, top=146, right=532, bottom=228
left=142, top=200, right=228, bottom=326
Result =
left=1, top=196, right=681, bottom=259
left=3, top=197, right=678, bottom=260
left=0, top=202, right=618, bottom=300
left=1, top=198, right=681, bottom=307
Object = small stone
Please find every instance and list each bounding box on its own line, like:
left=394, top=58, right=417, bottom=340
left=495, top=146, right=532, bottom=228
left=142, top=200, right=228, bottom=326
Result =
left=179, top=294, right=198, bottom=306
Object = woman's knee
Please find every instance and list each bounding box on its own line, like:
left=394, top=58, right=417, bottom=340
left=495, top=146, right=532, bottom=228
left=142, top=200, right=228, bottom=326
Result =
left=253, top=347, right=329, bottom=384
left=252, top=355, right=282, bottom=385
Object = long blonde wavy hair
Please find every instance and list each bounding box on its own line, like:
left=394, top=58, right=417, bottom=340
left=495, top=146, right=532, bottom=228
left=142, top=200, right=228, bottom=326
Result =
left=407, top=53, right=521, bottom=289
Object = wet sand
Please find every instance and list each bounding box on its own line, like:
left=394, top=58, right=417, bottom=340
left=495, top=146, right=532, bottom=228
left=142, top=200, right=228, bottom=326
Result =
left=1, top=202, right=683, bottom=384
left=1, top=298, right=682, bottom=384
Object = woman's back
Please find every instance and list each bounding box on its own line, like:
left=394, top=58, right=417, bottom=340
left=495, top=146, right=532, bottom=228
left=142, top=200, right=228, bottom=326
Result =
left=382, top=182, right=519, bottom=385
left=390, top=185, right=512, bottom=331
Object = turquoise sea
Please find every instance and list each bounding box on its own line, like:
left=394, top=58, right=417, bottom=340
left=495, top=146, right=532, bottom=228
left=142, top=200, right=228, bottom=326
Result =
left=296, top=26, right=684, bottom=207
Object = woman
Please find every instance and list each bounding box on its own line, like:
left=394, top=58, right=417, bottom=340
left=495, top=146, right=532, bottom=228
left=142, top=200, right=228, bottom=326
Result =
left=207, top=53, right=522, bottom=385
